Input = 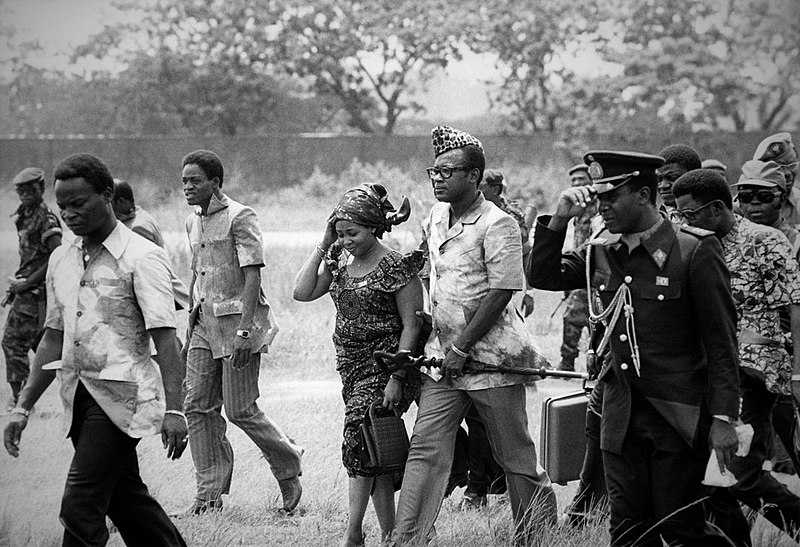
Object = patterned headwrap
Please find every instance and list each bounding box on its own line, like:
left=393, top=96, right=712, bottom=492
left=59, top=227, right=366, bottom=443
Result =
left=431, top=125, right=483, bottom=157
left=330, top=183, right=411, bottom=239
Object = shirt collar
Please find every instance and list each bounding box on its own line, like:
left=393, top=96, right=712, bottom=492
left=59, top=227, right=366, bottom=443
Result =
left=73, top=220, right=131, bottom=260
left=195, top=193, right=229, bottom=216
left=455, top=192, right=485, bottom=225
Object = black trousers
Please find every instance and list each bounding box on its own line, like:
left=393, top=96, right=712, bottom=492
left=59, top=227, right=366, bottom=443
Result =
left=568, top=383, right=606, bottom=523
left=728, top=369, right=800, bottom=534
left=61, top=382, right=186, bottom=547
left=604, top=392, right=732, bottom=547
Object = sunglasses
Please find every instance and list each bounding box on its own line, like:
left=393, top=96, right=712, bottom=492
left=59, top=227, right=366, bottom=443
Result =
left=426, top=165, right=470, bottom=180
left=676, top=199, right=721, bottom=222
left=735, top=189, right=782, bottom=204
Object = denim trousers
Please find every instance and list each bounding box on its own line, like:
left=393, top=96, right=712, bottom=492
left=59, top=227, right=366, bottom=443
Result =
left=393, top=377, right=556, bottom=544
left=184, top=347, right=303, bottom=501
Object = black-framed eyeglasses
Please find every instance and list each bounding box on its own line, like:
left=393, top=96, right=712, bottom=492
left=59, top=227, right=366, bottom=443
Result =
left=736, top=189, right=782, bottom=204
left=426, top=165, right=470, bottom=180
left=676, top=199, right=721, bottom=222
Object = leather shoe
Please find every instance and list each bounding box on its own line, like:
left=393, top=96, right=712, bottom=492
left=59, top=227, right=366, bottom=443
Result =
left=278, top=476, right=302, bottom=512
left=170, top=498, right=223, bottom=517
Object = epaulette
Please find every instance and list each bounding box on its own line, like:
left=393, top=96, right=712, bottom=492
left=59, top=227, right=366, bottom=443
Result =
left=679, top=224, right=714, bottom=238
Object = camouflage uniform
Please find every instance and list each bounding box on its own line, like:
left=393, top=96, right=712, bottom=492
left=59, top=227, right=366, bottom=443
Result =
left=560, top=202, right=597, bottom=370
left=497, top=195, right=529, bottom=244
left=2, top=200, right=61, bottom=388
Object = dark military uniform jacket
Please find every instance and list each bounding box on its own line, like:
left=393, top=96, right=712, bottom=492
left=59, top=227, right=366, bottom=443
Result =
left=527, top=215, right=740, bottom=454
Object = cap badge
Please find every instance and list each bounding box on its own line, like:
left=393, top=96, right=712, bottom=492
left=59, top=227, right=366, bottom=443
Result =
left=588, top=162, right=604, bottom=180
left=653, top=249, right=668, bottom=269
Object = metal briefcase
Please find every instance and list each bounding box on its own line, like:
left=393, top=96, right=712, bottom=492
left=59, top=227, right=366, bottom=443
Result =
left=539, top=390, right=588, bottom=485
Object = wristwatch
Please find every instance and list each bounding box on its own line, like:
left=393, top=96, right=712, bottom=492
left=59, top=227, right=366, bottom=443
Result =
left=236, top=329, right=251, bottom=339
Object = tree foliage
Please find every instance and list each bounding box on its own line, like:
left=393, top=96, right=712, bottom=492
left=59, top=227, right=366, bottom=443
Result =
left=71, top=0, right=324, bottom=135
left=466, top=0, right=598, bottom=133
left=277, top=0, right=464, bottom=134
left=590, top=0, right=800, bottom=131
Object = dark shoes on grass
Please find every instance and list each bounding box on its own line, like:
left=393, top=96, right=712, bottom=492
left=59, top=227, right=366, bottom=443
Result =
left=278, top=476, right=302, bottom=513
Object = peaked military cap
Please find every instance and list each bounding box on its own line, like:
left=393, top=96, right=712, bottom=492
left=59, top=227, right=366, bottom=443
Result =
left=753, top=132, right=797, bottom=165
left=13, top=167, right=45, bottom=186
left=568, top=163, right=589, bottom=176
left=431, top=125, right=483, bottom=157
left=732, top=160, right=786, bottom=191
left=583, top=151, right=665, bottom=194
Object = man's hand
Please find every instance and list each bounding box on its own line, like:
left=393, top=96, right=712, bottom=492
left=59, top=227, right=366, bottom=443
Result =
left=161, top=414, right=188, bottom=460
left=231, top=335, right=254, bottom=370
left=553, top=186, right=598, bottom=224
left=443, top=347, right=467, bottom=386
left=521, top=293, right=535, bottom=317
left=4, top=414, right=28, bottom=458
left=383, top=379, right=402, bottom=411
left=709, top=418, right=738, bottom=474
left=8, top=277, right=28, bottom=294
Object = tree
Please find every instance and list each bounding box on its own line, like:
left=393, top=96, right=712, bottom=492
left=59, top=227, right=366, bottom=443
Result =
left=593, top=0, right=800, bottom=131
left=73, top=0, right=323, bottom=135
left=276, top=0, right=464, bottom=134
left=466, top=0, right=599, bottom=133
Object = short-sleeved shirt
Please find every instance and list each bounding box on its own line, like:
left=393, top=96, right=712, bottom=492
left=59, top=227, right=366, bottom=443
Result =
left=186, top=193, right=278, bottom=359
left=119, top=205, right=165, bottom=247
left=721, top=216, right=800, bottom=394
left=422, top=193, right=548, bottom=390
left=119, top=205, right=189, bottom=310
left=45, top=221, right=177, bottom=437
left=13, top=200, right=62, bottom=288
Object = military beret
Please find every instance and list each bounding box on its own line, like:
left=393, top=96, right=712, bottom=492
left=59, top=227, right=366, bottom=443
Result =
left=431, top=125, right=483, bottom=157
left=12, top=167, right=45, bottom=186
left=732, top=160, right=786, bottom=191
left=753, top=132, right=798, bottom=165
left=701, top=159, right=727, bottom=172
left=583, top=151, right=665, bottom=194
left=568, top=163, right=589, bottom=176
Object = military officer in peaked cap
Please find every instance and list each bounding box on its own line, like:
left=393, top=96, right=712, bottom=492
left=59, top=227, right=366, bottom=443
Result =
left=527, top=151, right=741, bottom=546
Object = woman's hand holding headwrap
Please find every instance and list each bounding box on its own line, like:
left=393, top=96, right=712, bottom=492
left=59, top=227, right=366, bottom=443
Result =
left=330, top=183, right=412, bottom=239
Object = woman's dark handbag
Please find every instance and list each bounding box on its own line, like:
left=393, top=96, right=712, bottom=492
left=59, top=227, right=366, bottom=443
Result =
left=359, top=400, right=409, bottom=471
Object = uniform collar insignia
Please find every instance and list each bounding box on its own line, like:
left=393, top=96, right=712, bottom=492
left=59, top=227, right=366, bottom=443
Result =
left=652, top=248, right=667, bottom=269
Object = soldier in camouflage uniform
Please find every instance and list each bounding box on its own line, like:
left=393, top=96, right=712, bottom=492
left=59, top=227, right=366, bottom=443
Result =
left=559, top=164, right=597, bottom=371
left=2, top=167, right=62, bottom=411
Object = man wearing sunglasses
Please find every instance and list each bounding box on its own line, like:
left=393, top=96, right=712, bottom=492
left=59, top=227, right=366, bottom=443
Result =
left=734, top=160, right=800, bottom=480
left=2, top=168, right=62, bottom=413
left=754, top=132, right=800, bottom=227
left=673, top=169, right=800, bottom=537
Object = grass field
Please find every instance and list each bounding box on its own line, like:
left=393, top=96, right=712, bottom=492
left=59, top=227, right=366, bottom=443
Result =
left=0, top=184, right=798, bottom=545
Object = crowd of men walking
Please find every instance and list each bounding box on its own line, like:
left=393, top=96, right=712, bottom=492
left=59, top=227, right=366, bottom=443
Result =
left=2, top=127, right=800, bottom=547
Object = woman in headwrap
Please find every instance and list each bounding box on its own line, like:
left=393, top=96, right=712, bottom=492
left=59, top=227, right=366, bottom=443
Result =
left=293, top=183, right=423, bottom=547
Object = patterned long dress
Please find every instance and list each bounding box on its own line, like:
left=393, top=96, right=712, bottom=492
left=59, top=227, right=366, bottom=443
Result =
left=325, top=242, right=423, bottom=479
